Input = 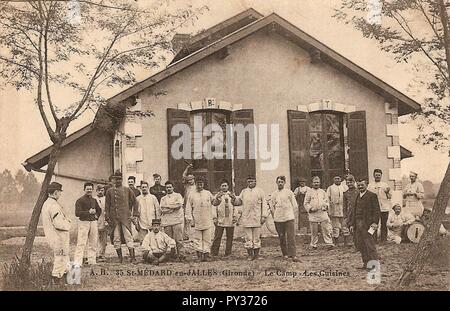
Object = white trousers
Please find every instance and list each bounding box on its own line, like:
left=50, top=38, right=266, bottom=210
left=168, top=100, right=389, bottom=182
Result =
left=74, top=221, right=98, bottom=265
left=243, top=227, right=261, bottom=249
left=192, top=227, right=212, bottom=253
left=51, top=232, right=70, bottom=278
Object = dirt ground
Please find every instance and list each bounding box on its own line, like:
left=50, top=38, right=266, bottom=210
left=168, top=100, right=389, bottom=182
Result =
left=0, top=234, right=448, bottom=291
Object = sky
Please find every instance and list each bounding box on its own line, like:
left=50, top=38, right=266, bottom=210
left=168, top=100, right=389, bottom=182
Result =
left=0, top=0, right=448, bottom=183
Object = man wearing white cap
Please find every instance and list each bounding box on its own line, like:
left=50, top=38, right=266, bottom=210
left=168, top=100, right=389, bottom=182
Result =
left=42, top=182, right=71, bottom=283
left=403, top=171, right=425, bottom=217
left=304, top=176, right=334, bottom=250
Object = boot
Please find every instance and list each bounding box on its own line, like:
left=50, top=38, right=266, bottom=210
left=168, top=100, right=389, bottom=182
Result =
left=333, top=237, right=338, bottom=246
left=253, top=248, right=260, bottom=260
left=247, top=249, right=254, bottom=261
left=196, top=251, right=202, bottom=262
left=129, top=248, right=137, bottom=264
left=116, top=248, right=123, bottom=263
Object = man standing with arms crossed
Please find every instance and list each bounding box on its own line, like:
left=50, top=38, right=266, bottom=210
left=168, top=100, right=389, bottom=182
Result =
left=160, top=181, right=185, bottom=261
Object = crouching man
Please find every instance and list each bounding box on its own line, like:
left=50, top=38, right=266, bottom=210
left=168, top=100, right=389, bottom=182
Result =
left=387, top=204, right=415, bottom=244
left=142, top=219, right=176, bottom=265
left=42, top=182, right=72, bottom=284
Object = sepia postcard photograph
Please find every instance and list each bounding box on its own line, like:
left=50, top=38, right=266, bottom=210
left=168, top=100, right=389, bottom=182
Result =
left=0, top=0, right=449, bottom=296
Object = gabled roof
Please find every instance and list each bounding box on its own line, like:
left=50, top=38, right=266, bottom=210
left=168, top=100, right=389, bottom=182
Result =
left=170, top=8, right=263, bottom=64
left=108, top=12, right=421, bottom=115
left=23, top=10, right=421, bottom=171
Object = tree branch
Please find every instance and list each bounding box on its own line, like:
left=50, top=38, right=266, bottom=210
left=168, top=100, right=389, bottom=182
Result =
left=35, top=1, right=55, bottom=141
left=43, top=0, right=58, bottom=122
left=391, top=10, right=449, bottom=84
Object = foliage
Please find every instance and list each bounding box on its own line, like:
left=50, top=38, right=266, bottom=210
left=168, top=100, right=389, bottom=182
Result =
left=0, top=169, right=41, bottom=204
left=334, top=0, right=449, bottom=151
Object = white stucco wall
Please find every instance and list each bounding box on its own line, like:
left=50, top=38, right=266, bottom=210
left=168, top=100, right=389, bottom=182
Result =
left=136, top=30, right=393, bottom=193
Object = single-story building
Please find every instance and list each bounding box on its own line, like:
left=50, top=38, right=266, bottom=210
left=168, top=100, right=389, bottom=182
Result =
left=23, top=9, right=417, bottom=230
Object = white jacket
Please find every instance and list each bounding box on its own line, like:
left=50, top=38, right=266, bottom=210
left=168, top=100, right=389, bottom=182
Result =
left=42, top=197, right=71, bottom=254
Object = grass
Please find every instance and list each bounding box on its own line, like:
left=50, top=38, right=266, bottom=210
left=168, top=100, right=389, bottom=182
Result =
left=2, top=256, right=66, bottom=291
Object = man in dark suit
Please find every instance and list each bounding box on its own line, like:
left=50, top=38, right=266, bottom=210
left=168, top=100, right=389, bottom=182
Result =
left=348, top=179, right=380, bottom=270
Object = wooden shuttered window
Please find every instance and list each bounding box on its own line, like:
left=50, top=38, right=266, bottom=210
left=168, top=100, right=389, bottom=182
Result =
left=287, top=110, right=311, bottom=189
left=347, top=111, right=369, bottom=182
left=167, top=108, right=190, bottom=194
left=231, top=109, right=256, bottom=194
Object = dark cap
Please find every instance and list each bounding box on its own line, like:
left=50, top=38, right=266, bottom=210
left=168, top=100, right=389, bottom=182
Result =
left=48, top=182, right=63, bottom=193
left=373, top=168, right=383, bottom=174
left=128, top=175, right=136, bottom=181
left=152, top=218, right=161, bottom=225
left=298, top=177, right=307, bottom=182
left=113, top=171, right=123, bottom=178
left=153, top=173, right=161, bottom=179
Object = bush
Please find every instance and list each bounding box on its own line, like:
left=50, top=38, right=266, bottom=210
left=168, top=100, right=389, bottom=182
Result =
left=2, top=256, right=66, bottom=291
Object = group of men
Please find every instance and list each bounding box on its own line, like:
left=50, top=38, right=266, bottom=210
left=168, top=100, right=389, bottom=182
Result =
left=42, top=164, right=430, bottom=283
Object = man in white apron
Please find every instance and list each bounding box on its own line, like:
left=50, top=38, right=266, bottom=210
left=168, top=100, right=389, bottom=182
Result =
left=403, top=171, right=425, bottom=218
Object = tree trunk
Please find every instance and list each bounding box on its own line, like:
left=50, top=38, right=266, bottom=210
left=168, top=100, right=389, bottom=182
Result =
left=19, top=142, right=62, bottom=270
left=398, top=162, right=450, bottom=286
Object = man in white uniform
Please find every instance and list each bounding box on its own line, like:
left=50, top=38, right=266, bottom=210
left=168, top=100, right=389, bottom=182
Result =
left=403, top=171, right=425, bottom=217
left=42, top=182, right=71, bottom=283
left=160, top=180, right=185, bottom=261
left=387, top=204, right=415, bottom=244
left=142, top=219, right=176, bottom=265
left=186, top=177, right=215, bottom=262
left=368, top=169, right=392, bottom=243
left=137, top=181, right=160, bottom=243
left=326, top=175, right=349, bottom=245
left=304, top=176, right=334, bottom=250
left=234, top=176, right=269, bottom=261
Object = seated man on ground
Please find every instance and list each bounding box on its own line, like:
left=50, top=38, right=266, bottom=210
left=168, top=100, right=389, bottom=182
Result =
left=141, top=219, right=176, bottom=265
left=387, top=204, right=415, bottom=244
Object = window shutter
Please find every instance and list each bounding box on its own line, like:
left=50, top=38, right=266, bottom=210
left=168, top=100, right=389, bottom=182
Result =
left=287, top=110, right=310, bottom=189
left=231, top=109, right=256, bottom=194
left=167, top=108, right=191, bottom=194
left=347, top=111, right=369, bottom=182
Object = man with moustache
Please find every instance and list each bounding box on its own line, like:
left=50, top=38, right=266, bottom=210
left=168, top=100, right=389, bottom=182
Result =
left=160, top=180, right=185, bottom=261
left=343, top=174, right=358, bottom=247
left=137, top=181, right=160, bottom=243
left=105, top=171, right=139, bottom=263
left=368, top=169, right=392, bottom=243
left=234, top=176, right=269, bottom=261
left=150, top=173, right=166, bottom=203
left=304, top=176, right=334, bottom=250
left=269, top=176, right=300, bottom=262
left=349, top=179, right=380, bottom=270
left=142, top=219, right=176, bottom=265
left=186, top=177, right=215, bottom=262
left=74, top=182, right=102, bottom=266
